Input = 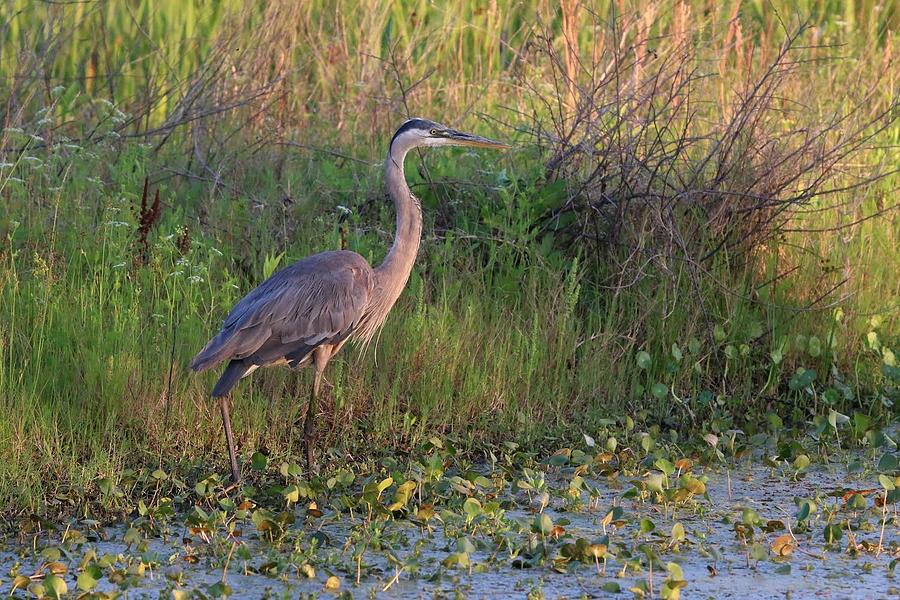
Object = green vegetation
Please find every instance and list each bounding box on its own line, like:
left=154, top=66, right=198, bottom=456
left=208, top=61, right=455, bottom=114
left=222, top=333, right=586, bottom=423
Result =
left=1, top=0, right=897, bottom=523
left=2, top=432, right=898, bottom=598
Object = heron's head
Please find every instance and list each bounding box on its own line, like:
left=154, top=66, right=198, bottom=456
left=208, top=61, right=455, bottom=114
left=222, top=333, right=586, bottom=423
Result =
left=389, top=118, right=509, bottom=154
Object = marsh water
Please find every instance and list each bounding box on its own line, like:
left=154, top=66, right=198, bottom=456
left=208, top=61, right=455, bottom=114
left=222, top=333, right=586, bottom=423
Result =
left=2, top=461, right=896, bottom=599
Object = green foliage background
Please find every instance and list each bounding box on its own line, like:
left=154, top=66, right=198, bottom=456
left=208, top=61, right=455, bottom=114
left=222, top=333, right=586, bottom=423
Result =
left=0, top=0, right=897, bottom=510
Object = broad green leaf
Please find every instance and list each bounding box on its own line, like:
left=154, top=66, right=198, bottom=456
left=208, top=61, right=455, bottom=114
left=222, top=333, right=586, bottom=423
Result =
left=651, top=383, right=668, bottom=400
left=283, top=485, right=300, bottom=505
left=462, top=497, right=482, bottom=518
left=878, top=453, right=898, bottom=473
left=796, top=499, right=816, bottom=520
left=208, top=581, right=233, bottom=597
left=793, top=454, right=810, bottom=471
left=788, top=369, right=816, bottom=391
left=808, top=336, right=822, bottom=357
left=251, top=452, right=267, bottom=471
left=654, top=458, right=675, bottom=476
left=687, top=338, right=701, bottom=354
left=867, top=331, right=880, bottom=350
left=747, top=320, right=764, bottom=339
left=713, top=324, right=726, bottom=342
left=533, top=513, right=554, bottom=535
left=884, top=347, right=897, bottom=367
left=387, top=480, right=417, bottom=511
left=823, top=524, right=843, bottom=544
left=639, top=517, right=656, bottom=533
left=44, top=574, right=67, bottom=600
left=750, top=543, right=767, bottom=561
left=636, top=351, right=652, bottom=370
left=77, top=571, right=98, bottom=591
left=666, top=561, right=684, bottom=580
left=742, top=508, right=761, bottom=526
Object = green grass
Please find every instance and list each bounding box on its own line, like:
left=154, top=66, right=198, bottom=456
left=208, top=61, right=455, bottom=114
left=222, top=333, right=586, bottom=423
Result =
left=0, top=1, right=897, bottom=513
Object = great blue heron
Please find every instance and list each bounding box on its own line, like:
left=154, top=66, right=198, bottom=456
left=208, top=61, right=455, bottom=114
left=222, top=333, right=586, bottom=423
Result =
left=190, top=118, right=509, bottom=482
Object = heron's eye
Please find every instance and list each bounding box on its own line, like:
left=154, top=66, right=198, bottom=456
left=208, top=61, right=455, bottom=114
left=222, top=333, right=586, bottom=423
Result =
left=430, top=129, right=438, bottom=135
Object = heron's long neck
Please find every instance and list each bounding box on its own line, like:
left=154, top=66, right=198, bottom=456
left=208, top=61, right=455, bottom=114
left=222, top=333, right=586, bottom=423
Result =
left=374, top=144, right=423, bottom=310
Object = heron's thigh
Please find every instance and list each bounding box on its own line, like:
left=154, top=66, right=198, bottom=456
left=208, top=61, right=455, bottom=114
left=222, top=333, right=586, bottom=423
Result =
left=312, top=345, right=333, bottom=373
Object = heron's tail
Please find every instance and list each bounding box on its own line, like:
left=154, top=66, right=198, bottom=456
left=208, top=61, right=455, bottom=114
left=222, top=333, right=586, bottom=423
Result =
left=211, top=361, right=250, bottom=398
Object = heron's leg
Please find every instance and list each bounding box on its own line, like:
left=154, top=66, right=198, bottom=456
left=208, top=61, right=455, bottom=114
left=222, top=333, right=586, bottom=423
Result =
left=304, top=368, right=323, bottom=472
left=219, top=395, right=241, bottom=483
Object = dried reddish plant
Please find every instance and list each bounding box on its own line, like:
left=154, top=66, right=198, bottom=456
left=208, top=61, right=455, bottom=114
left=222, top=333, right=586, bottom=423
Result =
left=134, top=178, right=162, bottom=267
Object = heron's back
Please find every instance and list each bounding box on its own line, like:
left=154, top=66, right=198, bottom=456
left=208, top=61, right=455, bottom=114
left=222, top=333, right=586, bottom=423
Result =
left=190, top=250, right=374, bottom=374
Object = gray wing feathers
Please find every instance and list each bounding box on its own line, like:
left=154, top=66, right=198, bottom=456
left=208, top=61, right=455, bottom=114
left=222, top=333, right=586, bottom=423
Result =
left=190, top=251, right=373, bottom=372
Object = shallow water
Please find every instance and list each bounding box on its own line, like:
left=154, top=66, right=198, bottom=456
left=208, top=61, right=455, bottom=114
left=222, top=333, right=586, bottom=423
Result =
left=2, top=461, right=896, bottom=599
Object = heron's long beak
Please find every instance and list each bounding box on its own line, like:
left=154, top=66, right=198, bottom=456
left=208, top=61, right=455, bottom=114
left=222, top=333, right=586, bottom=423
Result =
left=445, top=130, right=511, bottom=149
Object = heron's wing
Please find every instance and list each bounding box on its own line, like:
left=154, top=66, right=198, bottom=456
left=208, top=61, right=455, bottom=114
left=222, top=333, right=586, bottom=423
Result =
left=190, top=251, right=374, bottom=371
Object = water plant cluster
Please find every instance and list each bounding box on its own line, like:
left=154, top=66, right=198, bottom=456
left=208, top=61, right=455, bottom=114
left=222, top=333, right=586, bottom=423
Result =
left=2, top=426, right=898, bottom=598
